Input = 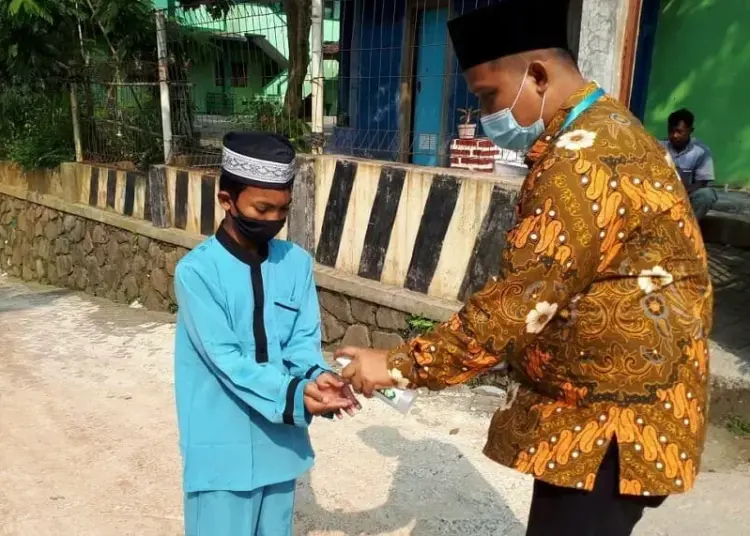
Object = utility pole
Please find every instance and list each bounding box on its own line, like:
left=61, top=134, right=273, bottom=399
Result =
left=310, top=0, right=325, bottom=154
left=155, top=11, right=173, bottom=164
left=70, top=83, right=84, bottom=162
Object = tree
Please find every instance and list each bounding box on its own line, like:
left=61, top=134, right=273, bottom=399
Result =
left=1, top=0, right=313, bottom=165
left=1, top=0, right=231, bottom=167
left=0, top=1, right=79, bottom=81
left=0, top=0, right=81, bottom=168
left=179, top=0, right=311, bottom=120
left=283, top=0, right=311, bottom=119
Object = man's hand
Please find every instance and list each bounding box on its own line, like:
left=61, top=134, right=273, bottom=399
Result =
left=335, top=346, right=394, bottom=398
left=315, top=372, right=361, bottom=418
left=303, top=382, right=354, bottom=417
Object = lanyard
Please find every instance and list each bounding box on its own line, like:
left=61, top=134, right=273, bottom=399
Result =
left=560, top=86, right=606, bottom=132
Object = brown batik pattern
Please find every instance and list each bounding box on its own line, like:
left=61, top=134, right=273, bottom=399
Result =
left=388, top=83, right=712, bottom=497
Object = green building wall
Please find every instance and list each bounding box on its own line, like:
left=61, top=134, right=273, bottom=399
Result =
left=187, top=41, right=270, bottom=115
left=173, top=3, right=340, bottom=115
left=643, top=0, right=750, bottom=188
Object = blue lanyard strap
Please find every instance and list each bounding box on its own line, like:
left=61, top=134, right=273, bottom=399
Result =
left=560, top=87, right=606, bottom=132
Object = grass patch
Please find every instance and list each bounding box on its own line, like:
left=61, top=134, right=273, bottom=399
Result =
left=405, top=314, right=437, bottom=336
left=725, top=414, right=750, bottom=437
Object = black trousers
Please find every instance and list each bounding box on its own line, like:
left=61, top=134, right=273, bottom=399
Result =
left=526, top=442, right=666, bottom=536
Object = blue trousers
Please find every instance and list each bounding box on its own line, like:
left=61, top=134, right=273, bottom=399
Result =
left=184, top=480, right=296, bottom=536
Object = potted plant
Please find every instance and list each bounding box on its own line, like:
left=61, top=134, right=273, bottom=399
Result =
left=457, top=107, right=478, bottom=139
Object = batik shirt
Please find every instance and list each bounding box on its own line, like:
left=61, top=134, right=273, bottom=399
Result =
left=388, top=83, right=712, bottom=497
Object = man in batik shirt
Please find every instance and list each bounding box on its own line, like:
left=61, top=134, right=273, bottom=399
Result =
left=338, top=1, right=713, bottom=535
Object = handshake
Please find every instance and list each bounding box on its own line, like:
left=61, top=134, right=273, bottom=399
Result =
left=302, top=346, right=397, bottom=418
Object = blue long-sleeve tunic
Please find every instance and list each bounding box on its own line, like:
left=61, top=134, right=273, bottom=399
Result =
left=174, top=226, right=330, bottom=492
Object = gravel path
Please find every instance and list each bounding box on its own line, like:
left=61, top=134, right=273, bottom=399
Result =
left=1, top=276, right=748, bottom=535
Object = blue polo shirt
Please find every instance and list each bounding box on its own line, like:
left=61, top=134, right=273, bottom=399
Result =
left=660, top=138, right=715, bottom=187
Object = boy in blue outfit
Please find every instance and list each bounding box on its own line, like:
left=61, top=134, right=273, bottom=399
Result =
left=173, top=132, right=358, bottom=535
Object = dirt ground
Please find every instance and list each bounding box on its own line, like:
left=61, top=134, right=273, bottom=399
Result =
left=1, top=276, right=750, bottom=535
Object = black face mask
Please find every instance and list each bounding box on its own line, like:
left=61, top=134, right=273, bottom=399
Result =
left=231, top=208, right=285, bottom=244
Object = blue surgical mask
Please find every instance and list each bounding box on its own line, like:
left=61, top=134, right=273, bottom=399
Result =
left=480, top=72, right=547, bottom=151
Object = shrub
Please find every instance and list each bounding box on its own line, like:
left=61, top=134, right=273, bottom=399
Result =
left=84, top=86, right=163, bottom=170
left=233, top=96, right=312, bottom=152
left=0, top=85, right=74, bottom=169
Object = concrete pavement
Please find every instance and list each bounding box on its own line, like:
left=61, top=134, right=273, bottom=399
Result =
left=1, top=275, right=749, bottom=535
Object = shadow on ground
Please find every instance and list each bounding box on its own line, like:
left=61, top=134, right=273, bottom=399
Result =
left=296, top=426, right=525, bottom=536
left=0, top=285, right=72, bottom=314
left=707, top=244, right=750, bottom=374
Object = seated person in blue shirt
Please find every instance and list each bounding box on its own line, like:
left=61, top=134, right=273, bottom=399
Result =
left=661, top=108, right=718, bottom=220
left=173, top=131, right=359, bottom=536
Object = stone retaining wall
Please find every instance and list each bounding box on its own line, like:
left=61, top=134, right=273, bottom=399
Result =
left=1, top=158, right=526, bottom=303
left=319, top=289, right=409, bottom=352
left=0, top=194, right=186, bottom=311
left=0, top=193, right=417, bottom=345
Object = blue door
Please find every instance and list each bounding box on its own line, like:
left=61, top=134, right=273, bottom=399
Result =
left=412, top=8, right=448, bottom=167
left=629, top=0, right=661, bottom=121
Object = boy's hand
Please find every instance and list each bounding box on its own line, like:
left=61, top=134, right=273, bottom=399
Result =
left=315, top=372, right=361, bottom=417
left=303, top=381, right=354, bottom=417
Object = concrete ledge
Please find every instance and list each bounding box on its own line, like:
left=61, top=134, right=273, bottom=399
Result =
left=315, top=265, right=461, bottom=322
left=3, top=157, right=522, bottom=303
left=0, top=183, right=202, bottom=251
left=701, top=211, right=750, bottom=249
left=0, top=183, right=462, bottom=321
left=314, top=153, right=526, bottom=190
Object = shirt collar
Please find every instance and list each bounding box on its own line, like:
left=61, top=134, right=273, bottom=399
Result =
left=669, top=138, right=695, bottom=157
left=525, top=81, right=602, bottom=166
left=215, top=222, right=268, bottom=266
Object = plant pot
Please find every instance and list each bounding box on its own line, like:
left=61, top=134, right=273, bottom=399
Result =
left=458, top=123, right=477, bottom=139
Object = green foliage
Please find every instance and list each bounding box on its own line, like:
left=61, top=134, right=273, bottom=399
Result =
left=0, top=0, right=174, bottom=78
left=0, top=0, right=80, bottom=81
left=458, top=107, right=478, bottom=125
left=405, top=314, right=438, bottom=336
left=0, top=1, right=264, bottom=170
left=8, top=0, right=52, bottom=21
left=0, top=0, right=227, bottom=170
left=232, top=96, right=312, bottom=151
left=0, top=85, right=74, bottom=169
left=725, top=414, right=750, bottom=437
left=88, top=87, right=164, bottom=170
